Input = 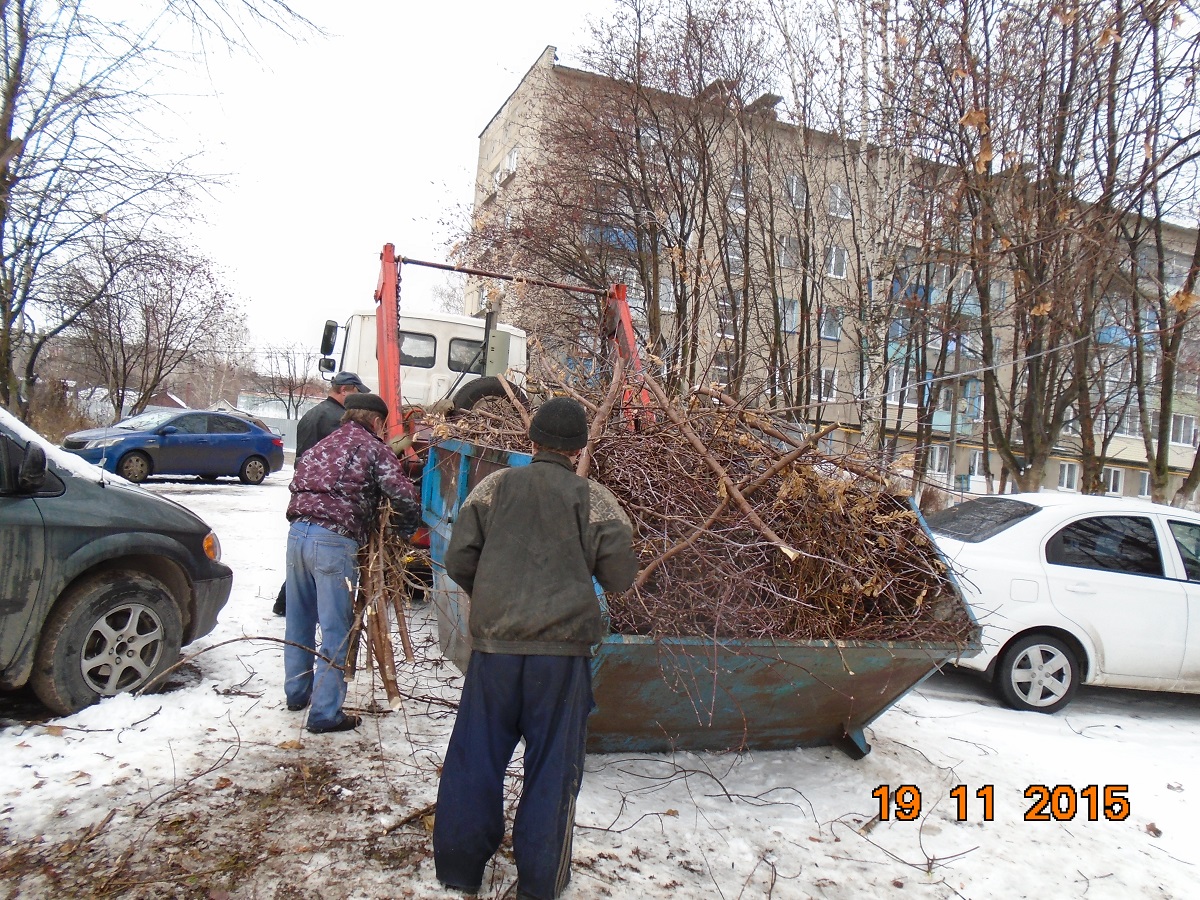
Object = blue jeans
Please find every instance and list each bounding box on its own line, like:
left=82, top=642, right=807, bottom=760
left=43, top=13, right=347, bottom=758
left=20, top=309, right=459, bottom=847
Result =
left=434, top=653, right=593, bottom=899
left=284, top=520, right=359, bottom=729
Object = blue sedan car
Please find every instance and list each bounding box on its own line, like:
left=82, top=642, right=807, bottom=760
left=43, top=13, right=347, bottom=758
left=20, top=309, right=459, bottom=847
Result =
left=63, top=410, right=285, bottom=485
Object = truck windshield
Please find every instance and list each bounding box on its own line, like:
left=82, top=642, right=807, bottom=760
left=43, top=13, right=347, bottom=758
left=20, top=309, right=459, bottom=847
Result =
left=399, top=331, right=436, bottom=368
left=448, top=338, right=484, bottom=374
left=924, top=497, right=1040, bottom=543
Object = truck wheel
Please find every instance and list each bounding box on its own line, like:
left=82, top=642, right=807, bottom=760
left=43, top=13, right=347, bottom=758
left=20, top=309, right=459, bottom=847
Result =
left=117, top=451, right=152, bottom=483
left=452, top=376, right=527, bottom=411
left=239, top=455, right=268, bottom=485
left=31, top=572, right=183, bottom=715
left=994, top=633, right=1079, bottom=713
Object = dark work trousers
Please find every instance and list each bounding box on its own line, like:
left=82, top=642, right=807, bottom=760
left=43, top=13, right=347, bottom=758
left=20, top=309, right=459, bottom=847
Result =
left=434, top=652, right=594, bottom=899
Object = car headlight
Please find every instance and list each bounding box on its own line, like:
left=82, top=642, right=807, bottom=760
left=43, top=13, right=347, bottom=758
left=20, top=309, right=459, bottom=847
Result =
left=84, top=436, right=124, bottom=450
left=203, top=531, right=222, bottom=562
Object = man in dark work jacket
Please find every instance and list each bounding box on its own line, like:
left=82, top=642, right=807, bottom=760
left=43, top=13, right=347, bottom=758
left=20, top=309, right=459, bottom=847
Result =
left=433, top=397, right=639, bottom=900
left=295, top=371, right=368, bottom=458
left=273, top=371, right=368, bottom=616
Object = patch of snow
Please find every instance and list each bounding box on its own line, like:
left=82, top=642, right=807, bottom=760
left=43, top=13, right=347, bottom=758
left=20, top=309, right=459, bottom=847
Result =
left=0, top=470, right=1198, bottom=898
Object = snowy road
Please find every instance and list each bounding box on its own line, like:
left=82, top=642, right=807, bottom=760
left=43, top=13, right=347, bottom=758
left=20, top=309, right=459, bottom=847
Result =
left=1, top=472, right=1198, bottom=899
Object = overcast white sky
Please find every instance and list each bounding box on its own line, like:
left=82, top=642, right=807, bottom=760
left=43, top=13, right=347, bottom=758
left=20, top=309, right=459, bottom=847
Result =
left=171, top=1, right=603, bottom=350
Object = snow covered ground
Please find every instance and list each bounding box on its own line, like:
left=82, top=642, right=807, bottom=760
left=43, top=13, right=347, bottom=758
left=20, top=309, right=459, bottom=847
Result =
left=1, top=471, right=1198, bottom=899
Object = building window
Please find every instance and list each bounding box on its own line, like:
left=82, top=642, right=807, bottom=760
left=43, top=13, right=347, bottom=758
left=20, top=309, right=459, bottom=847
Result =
left=1102, top=467, right=1124, bottom=495
left=962, top=379, right=982, bottom=420
left=885, top=367, right=920, bottom=407
left=1058, top=462, right=1079, bottom=491
left=713, top=349, right=734, bottom=386
left=811, top=367, right=838, bottom=402
left=969, top=449, right=985, bottom=476
left=777, top=235, right=800, bottom=269
left=1171, top=414, right=1198, bottom=446
left=820, top=307, right=842, bottom=341
left=905, top=184, right=927, bottom=222
left=1112, top=412, right=1141, bottom=438
left=782, top=297, right=800, bottom=333
left=927, top=444, right=950, bottom=475
left=825, top=246, right=848, bottom=279
left=729, top=164, right=752, bottom=215
left=988, top=279, right=1008, bottom=311
left=785, top=173, right=807, bottom=209
left=828, top=183, right=851, bottom=219
left=726, top=228, right=745, bottom=275
left=717, top=294, right=737, bottom=339
left=1140, top=471, right=1151, bottom=497
left=657, top=274, right=676, bottom=315
left=1062, top=406, right=1081, bottom=436
left=1104, top=362, right=1132, bottom=399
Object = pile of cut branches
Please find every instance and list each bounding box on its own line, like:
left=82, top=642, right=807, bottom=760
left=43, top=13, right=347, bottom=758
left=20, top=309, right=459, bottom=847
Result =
left=424, top=367, right=974, bottom=647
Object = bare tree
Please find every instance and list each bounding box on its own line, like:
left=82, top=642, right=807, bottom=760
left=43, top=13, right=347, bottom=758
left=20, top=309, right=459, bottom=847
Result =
left=0, top=0, right=314, bottom=419
left=906, top=0, right=1200, bottom=494
left=62, top=238, right=242, bottom=417
left=252, top=342, right=321, bottom=418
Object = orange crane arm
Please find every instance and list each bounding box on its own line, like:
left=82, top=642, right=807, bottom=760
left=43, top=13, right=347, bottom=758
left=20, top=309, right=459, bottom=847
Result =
left=373, top=243, right=414, bottom=451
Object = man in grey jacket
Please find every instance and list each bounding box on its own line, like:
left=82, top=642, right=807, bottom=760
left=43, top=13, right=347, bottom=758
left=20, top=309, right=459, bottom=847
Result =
left=434, top=397, right=638, bottom=900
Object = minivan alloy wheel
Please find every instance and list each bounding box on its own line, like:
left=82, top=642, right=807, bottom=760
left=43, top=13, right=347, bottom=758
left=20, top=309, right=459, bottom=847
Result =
left=31, top=572, right=183, bottom=714
left=80, top=602, right=168, bottom=695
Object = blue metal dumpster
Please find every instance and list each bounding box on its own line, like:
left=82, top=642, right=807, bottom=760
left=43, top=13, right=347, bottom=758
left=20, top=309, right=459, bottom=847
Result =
left=422, top=439, right=979, bottom=759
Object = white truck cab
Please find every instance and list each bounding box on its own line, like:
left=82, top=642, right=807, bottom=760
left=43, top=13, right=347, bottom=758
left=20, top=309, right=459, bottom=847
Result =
left=323, top=310, right=527, bottom=408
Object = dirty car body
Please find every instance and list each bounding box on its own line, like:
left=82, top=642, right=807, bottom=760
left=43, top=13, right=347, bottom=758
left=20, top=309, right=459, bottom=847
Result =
left=0, top=410, right=233, bottom=714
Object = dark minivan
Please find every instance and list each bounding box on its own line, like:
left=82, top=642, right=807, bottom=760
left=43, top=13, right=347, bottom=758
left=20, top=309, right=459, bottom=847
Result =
left=0, top=410, right=233, bottom=714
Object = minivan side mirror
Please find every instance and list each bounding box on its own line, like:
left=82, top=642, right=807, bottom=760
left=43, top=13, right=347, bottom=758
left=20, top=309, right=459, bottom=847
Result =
left=320, top=320, right=339, bottom=357
left=18, top=442, right=46, bottom=492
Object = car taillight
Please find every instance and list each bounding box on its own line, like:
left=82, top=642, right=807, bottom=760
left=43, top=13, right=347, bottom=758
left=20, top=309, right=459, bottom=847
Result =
left=203, top=531, right=222, bottom=562
left=272, top=437, right=284, bottom=447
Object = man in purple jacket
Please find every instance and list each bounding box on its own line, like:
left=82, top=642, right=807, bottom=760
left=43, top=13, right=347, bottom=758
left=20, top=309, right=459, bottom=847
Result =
left=283, top=392, right=420, bottom=733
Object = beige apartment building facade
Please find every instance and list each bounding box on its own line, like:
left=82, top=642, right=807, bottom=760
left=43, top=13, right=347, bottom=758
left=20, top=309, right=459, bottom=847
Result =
left=468, top=46, right=1200, bottom=505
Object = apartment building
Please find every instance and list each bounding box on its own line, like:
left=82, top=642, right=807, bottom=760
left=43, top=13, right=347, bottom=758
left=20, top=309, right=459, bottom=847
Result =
left=470, top=46, right=1200, bottom=504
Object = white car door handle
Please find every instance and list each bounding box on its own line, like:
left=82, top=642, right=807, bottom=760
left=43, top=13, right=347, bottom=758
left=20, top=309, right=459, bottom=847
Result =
left=1065, top=582, right=1096, bottom=594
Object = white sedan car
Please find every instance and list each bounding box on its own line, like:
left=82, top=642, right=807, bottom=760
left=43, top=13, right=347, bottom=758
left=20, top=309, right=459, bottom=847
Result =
left=925, top=493, right=1200, bottom=713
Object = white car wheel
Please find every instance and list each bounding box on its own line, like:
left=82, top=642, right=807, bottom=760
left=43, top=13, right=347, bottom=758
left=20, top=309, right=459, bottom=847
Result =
left=996, top=634, right=1079, bottom=713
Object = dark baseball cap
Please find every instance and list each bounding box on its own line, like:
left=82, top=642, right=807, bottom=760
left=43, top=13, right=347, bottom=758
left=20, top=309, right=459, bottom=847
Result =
left=331, top=371, right=369, bottom=392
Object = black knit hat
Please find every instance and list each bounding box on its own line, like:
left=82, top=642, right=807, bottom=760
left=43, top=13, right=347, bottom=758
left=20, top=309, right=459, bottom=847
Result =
left=528, top=397, right=588, bottom=451
left=344, top=392, right=389, bottom=418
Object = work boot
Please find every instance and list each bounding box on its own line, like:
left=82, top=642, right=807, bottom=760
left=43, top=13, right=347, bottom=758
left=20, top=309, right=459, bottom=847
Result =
left=273, top=583, right=286, bottom=617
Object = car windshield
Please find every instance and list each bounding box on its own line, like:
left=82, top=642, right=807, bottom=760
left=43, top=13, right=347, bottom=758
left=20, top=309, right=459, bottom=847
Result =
left=925, top=497, right=1040, bottom=543
left=116, top=410, right=178, bottom=430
